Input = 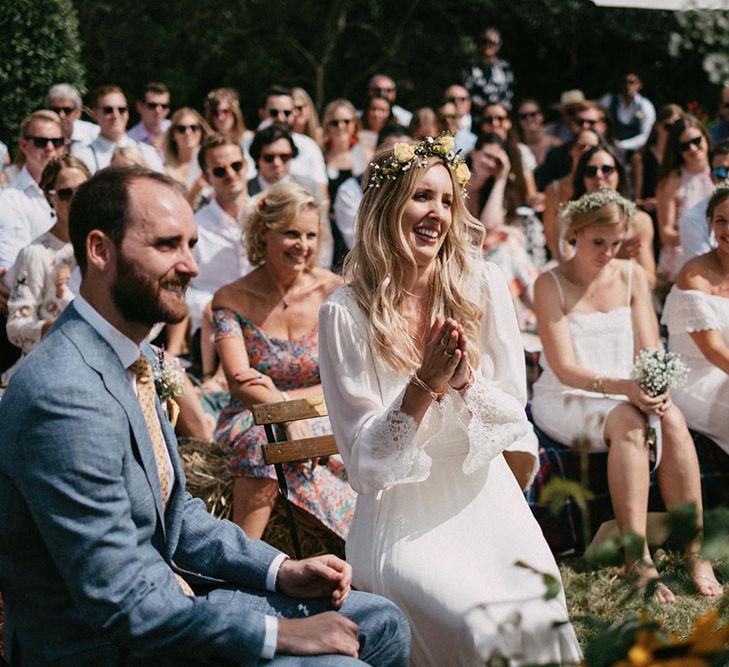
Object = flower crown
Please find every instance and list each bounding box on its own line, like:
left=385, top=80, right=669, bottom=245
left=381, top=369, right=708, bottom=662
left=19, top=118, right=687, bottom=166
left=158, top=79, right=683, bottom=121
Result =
left=561, top=188, right=636, bottom=223
left=713, top=177, right=729, bottom=196
left=367, top=132, right=471, bottom=193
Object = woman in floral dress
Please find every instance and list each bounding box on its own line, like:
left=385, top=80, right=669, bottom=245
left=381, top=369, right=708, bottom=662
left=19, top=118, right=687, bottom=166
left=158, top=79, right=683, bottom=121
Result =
left=213, top=181, right=355, bottom=539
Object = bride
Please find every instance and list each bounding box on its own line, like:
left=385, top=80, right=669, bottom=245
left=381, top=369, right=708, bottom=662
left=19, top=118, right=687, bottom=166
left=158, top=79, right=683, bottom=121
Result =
left=318, top=134, right=582, bottom=666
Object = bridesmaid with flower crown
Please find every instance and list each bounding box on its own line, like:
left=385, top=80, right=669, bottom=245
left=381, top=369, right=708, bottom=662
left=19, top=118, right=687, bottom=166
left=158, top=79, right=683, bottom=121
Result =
left=531, top=188, right=722, bottom=602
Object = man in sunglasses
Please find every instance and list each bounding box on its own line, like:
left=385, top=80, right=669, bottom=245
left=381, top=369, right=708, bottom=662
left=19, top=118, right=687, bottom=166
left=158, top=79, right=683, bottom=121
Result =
left=367, top=74, right=412, bottom=126
left=598, top=70, right=656, bottom=153
left=462, top=26, right=514, bottom=111
left=47, top=82, right=100, bottom=149
left=443, top=84, right=472, bottom=133
left=186, top=133, right=253, bottom=363
left=72, top=85, right=163, bottom=174
left=678, top=140, right=729, bottom=267
left=128, top=82, right=172, bottom=156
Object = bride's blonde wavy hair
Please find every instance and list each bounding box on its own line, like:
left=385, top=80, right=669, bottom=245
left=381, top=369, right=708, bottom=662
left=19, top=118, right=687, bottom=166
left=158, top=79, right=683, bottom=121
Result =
left=344, top=151, right=485, bottom=373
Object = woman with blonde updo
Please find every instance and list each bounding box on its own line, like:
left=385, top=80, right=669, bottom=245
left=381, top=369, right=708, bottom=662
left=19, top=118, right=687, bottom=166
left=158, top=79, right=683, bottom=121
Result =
left=212, top=181, right=355, bottom=539
left=318, top=136, right=581, bottom=665
left=532, top=189, right=722, bottom=601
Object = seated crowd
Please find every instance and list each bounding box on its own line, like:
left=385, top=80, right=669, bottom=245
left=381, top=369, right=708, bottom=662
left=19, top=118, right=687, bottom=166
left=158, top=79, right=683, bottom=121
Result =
left=1, top=23, right=729, bottom=664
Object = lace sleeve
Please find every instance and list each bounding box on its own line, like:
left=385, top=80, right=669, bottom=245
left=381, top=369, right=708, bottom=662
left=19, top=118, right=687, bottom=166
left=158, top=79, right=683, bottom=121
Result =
left=675, top=290, right=721, bottom=333
left=212, top=307, right=243, bottom=341
left=319, top=293, right=432, bottom=494
left=6, top=245, right=46, bottom=353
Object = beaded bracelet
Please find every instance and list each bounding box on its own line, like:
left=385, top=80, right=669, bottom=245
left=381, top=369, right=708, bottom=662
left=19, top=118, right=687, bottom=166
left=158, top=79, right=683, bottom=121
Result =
left=410, top=372, right=446, bottom=402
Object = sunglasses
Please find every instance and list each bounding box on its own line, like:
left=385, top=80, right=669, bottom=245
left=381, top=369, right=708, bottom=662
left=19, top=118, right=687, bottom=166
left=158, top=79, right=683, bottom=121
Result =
left=102, top=105, right=128, bottom=115
left=295, top=105, right=305, bottom=112
left=679, top=135, right=703, bottom=152
left=261, top=153, right=293, bottom=164
left=711, top=166, right=729, bottom=180
left=48, top=186, right=79, bottom=201
left=174, top=124, right=201, bottom=133
left=447, top=96, right=469, bottom=103
left=372, top=86, right=395, bottom=94
left=145, top=102, right=170, bottom=111
left=268, top=108, right=293, bottom=119
left=328, top=118, right=353, bottom=128
left=25, top=135, right=64, bottom=149
left=518, top=110, right=540, bottom=120
left=210, top=161, right=244, bottom=178
left=576, top=117, right=599, bottom=128
left=584, top=164, right=616, bottom=178
left=482, top=38, right=501, bottom=46
left=214, top=107, right=232, bottom=116
left=50, top=105, right=76, bottom=116
left=483, top=115, right=508, bottom=124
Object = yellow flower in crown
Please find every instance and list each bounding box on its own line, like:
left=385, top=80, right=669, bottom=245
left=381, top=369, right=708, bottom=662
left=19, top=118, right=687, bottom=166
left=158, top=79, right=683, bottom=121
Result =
left=455, top=162, right=471, bottom=190
left=393, top=142, right=415, bottom=163
left=438, top=134, right=455, bottom=155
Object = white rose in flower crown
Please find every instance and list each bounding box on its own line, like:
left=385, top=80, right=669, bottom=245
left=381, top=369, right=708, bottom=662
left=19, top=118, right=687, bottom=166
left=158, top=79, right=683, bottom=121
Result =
left=455, top=162, right=471, bottom=189
left=394, top=142, right=415, bottom=163
left=438, top=135, right=455, bottom=154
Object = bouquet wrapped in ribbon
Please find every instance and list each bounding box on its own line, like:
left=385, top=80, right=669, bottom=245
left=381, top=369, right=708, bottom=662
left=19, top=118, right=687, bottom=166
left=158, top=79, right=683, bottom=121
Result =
left=631, top=349, right=688, bottom=469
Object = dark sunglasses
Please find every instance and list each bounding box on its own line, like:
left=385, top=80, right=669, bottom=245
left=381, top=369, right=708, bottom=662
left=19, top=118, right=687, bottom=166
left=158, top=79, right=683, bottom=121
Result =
left=328, top=118, right=353, bottom=128
left=261, top=153, right=293, bottom=164
left=48, top=186, right=79, bottom=201
left=584, top=164, right=616, bottom=178
left=102, top=105, right=128, bottom=115
left=210, top=161, right=244, bottom=178
left=518, top=110, right=540, bottom=120
left=482, top=38, right=501, bottom=46
left=483, top=114, right=508, bottom=124
left=25, top=135, right=64, bottom=149
left=447, top=96, right=469, bottom=103
left=711, top=166, right=729, bottom=180
left=679, top=135, right=703, bottom=152
left=268, top=108, right=293, bottom=118
left=50, top=105, right=76, bottom=116
left=174, top=124, right=201, bottom=134
left=295, top=105, right=305, bottom=112
left=372, top=86, right=395, bottom=94
left=145, top=102, right=170, bottom=110
left=577, top=117, right=599, bottom=128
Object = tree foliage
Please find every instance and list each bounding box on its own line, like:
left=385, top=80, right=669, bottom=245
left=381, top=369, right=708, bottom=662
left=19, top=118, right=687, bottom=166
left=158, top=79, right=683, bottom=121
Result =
left=0, top=0, right=85, bottom=146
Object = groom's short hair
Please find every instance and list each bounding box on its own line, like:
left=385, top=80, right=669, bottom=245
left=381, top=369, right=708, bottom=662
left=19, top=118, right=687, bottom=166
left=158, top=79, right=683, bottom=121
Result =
left=69, top=166, right=183, bottom=275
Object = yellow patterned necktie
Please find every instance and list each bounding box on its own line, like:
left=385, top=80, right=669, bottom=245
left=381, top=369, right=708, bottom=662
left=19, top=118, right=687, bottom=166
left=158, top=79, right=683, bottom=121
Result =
left=130, top=353, right=194, bottom=597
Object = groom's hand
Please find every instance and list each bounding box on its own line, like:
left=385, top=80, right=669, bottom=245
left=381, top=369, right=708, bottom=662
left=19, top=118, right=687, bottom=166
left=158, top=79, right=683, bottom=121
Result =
left=276, top=612, right=359, bottom=657
left=276, top=554, right=352, bottom=608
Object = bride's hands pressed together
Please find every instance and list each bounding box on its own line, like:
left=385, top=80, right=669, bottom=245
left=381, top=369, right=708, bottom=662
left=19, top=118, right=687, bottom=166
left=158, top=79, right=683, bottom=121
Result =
left=417, top=316, right=463, bottom=391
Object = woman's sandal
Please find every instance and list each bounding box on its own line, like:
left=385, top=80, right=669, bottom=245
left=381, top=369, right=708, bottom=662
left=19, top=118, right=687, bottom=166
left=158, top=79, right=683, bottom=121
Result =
left=625, top=557, right=676, bottom=604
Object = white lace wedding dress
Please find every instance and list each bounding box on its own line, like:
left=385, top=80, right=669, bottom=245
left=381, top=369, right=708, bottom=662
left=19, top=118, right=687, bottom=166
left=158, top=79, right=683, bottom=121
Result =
left=319, top=263, right=582, bottom=667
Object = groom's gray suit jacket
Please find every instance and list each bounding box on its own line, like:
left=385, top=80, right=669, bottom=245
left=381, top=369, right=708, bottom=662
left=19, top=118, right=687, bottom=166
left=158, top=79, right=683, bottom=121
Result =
left=0, top=304, right=283, bottom=665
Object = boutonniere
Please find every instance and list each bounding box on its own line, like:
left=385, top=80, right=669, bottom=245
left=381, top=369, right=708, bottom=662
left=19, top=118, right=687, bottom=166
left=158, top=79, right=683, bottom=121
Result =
left=153, top=348, right=185, bottom=426
left=635, top=110, right=644, bottom=120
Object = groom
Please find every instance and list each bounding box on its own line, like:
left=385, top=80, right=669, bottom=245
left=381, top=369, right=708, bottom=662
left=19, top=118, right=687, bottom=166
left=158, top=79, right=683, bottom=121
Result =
left=0, top=166, right=409, bottom=666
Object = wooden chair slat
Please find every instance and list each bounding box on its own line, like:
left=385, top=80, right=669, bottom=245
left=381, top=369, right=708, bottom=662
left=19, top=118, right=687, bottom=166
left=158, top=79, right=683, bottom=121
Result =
left=262, top=435, right=338, bottom=465
left=252, top=396, right=328, bottom=425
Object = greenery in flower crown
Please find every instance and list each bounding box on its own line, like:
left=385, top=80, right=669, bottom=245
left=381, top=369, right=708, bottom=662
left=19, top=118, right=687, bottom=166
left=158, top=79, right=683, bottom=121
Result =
left=367, top=132, right=471, bottom=193
left=561, top=188, right=636, bottom=223
left=713, top=177, right=729, bottom=196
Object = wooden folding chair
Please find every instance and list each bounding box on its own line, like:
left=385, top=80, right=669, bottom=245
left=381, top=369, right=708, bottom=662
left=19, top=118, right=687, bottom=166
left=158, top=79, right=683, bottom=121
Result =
left=252, top=396, right=339, bottom=559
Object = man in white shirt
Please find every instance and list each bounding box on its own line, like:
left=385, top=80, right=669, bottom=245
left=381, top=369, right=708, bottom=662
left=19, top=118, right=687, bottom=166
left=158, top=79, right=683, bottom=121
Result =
left=0, top=164, right=410, bottom=665
left=444, top=84, right=472, bottom=134
left=678, top=141, right=729, bottom=268
left=368, top=74, right=412, bottom=127
left=127, top=82, right=172, bottom=157
left=187, top=134, right=252, bottom=338
left=72, top=85, right=163, bottom=173
left=0, top=110, right=63, bottom=285
left=47, top=83, right=100, bottom=150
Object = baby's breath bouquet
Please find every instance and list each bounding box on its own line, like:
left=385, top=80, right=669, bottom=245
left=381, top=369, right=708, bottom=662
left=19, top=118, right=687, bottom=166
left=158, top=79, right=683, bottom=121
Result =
left=631, top=349, right=688, bottom=469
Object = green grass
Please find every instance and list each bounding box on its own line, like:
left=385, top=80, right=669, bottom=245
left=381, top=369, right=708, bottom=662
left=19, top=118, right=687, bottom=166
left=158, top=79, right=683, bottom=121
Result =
left=561, top=550, right=729, bottom=648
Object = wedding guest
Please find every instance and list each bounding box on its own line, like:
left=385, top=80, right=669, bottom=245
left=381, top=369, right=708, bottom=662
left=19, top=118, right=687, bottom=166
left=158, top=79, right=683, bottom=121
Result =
left=662, top=183, right=729, bottom=457
left=319, top=134, right=581, bottom=665
left=463, top=26, right=514, bottom=109
left=213, top=181, right=355, bottom=540
left=128, top=82, right=172, bottom=156
left=3, top=155, right=90, bottom=384
left=163, top=107, right=211, bottom=204
left=532, top=189, right=722, bottom=601
left=292, top=87, right=323, bottom=147
left=598, top=70, right=656, bottom=153
left=516, top=98, right=560, bottom=167
left=656, top=115, right=713, bottom=282
left=47, top=83, right=99, bottom=150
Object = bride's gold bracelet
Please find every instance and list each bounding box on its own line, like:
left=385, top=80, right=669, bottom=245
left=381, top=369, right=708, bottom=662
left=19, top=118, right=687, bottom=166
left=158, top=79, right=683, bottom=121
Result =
left=450, top=365, right=474, bottom=392
left=591, top=375, right=609, bottom=397
left=410, top=372, right=446, bottom=403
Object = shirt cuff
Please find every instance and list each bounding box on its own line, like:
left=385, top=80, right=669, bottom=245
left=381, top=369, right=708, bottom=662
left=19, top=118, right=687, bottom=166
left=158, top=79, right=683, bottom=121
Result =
left=266, top=552, right=289, bottom=591
left=262, top=615, right=279, bottom=659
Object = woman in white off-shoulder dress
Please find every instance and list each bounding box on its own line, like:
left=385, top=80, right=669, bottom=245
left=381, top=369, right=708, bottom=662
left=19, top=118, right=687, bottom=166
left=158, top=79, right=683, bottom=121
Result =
left=662, top=183, right=729, bottom=456
left=319, top=135, right=581, bottom=666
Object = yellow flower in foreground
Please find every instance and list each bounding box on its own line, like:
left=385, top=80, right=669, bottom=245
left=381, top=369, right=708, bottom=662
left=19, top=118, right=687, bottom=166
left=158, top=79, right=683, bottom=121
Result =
left=689, top=608, right=729, bottom=654
left=393, top=142, right=415, bottom=163
left=627, top=645, right=653, bottom=666
left=438, top=134, right=455, bottom=154
left=455, top=162, right=471, bottom=189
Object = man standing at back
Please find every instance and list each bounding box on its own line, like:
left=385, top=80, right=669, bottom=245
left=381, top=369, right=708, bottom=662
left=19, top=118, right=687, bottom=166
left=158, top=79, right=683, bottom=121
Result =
left=127, top=82, right=172, bottom=157
left=0, top=165, right=409, bottom=666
